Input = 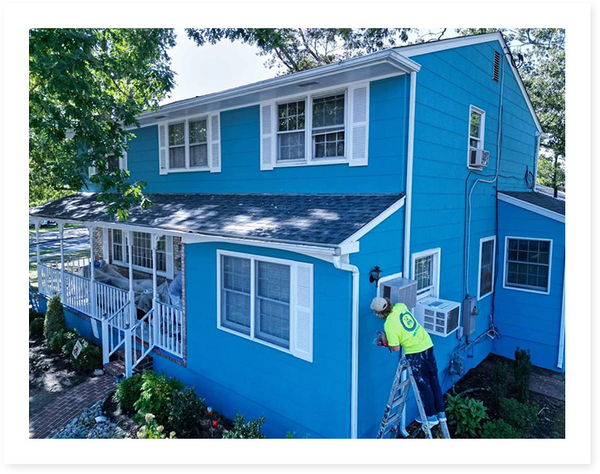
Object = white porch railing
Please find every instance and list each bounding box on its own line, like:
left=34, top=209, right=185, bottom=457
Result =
left=39, top=263, right=61, bottom=297
left=131, top=308, right=155, bottom=370
left=94, top=280, right=130, bottom=319
left=156, top=301, right=183, bottom=358
left=47, top=254, right=91, bottom=275
left=103, top=300, right=130, bottom=362
left=64, top=272, right=92, bottom=315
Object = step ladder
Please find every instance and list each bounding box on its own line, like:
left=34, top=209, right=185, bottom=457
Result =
left=377, top=357, right=451, bottom=439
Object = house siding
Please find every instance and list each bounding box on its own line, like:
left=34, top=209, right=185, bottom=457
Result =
left=493, top=201, right=565, bottom=372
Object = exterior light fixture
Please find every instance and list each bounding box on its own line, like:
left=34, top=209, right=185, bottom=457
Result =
left=369, top=266, right=383, bottom=286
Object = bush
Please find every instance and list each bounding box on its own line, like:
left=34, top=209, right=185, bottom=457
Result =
left=133, top=371, right=185, bottom=424
left=29, top=317, right=45, bottom=337
left=514, top=348, right=532, bottom=403
left=60, top=330, right=83, bottom=357
left=492, top=360, right=508, bottom=411
left=223, top=413, right=266, bottom=439
left=167, top=387, right=205, bottom=438
left=44, top=296, right=65, bottom=341
left=481, top=419, right=522, bottom=439
left=71, top=341, right=102, bottom=373
left=137, top=413, right=176, bottom=439
left=48, top=328, right=77, bottom=352
left=114, top=373, right=144, bottom=412
left=30, top=308, right=44, bottom=323
left=445, top=394, right=488, bottom=438
left=498, top=397, right=538, bottom=434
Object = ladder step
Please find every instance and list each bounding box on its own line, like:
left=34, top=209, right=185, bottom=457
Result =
left=391, top=395, right=408, bottom=409
left=382, top=413, right=401, bottom=436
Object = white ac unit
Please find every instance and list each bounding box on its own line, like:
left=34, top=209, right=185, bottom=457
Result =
left=469, top=147, right=490, bottom=168
left=414, top=297, right=461, bottom=338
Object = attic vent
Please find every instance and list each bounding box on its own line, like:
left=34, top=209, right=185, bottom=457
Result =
left=297, top=81, right=319, bottom=88
left=493, top=51, right=501, bottom=83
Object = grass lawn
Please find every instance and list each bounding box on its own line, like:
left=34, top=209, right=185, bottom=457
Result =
left=29, top=223, right=81, bottom=234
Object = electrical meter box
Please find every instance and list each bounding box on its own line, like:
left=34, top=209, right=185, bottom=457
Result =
left=462, top=296, right=478, bottom=336
left=380, top=278, right=418, bottom=310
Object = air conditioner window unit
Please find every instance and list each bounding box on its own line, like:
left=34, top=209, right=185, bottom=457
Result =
left=469, top=147, right=490, bottom=168
left=414, top=297, right=461, bottom=338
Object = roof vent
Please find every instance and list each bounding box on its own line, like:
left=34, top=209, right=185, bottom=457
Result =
left=493, top=51, right=501, bottom=83
left=297, top=81, right=319, bottom=88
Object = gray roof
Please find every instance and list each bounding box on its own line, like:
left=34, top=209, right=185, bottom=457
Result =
left=499, top=191, right=565, bottom=216
left=30, top=193, right=405, bottom=247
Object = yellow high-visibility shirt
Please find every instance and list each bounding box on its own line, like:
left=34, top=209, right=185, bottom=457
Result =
left=384, top=303, right=433, bottom=355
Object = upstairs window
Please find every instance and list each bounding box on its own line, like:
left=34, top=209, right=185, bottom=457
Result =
left=469, top=106, right=485, bottom=151
left=504, top=238, right=552, bottom=294
left=478, top=236, right=496, bottom=300
left=412, top=248, right=441, bottom=301
left=168, top=122, right=186, bottom=169
left=277, top=101, right=306, bottom=162
left=189, top=119, right=208, bottom=167
left=312, top=93, right=345, bottom=159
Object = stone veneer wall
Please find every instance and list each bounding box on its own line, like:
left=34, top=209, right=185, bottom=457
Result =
left=93, top=228, right=104, bottom=260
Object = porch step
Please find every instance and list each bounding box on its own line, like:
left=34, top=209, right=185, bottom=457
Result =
left=104, top=353, right=153, bottom=379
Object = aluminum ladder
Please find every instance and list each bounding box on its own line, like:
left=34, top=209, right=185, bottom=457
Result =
left=376, top=357, right=451, bottom=439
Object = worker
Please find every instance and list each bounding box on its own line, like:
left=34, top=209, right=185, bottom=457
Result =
left=371, top=297, right=446, bottom=427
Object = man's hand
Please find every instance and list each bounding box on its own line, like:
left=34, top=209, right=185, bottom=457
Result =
left=376, top=331, right=389, bottom=347
left=388, top=345, right=401, bottom=352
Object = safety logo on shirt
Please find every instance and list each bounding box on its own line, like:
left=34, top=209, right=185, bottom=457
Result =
left=399, top=311, right=418, bottom=332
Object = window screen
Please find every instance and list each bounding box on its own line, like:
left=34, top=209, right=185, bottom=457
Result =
left=506, top=238, right=551, bottom=292
left=415, top=255, right=433, bottom=297
left=312, top=94, right=345, bottom=159
left=168, top=122, right=186, bottom=169
left=255, top=261, right=291, bottom=348
left=221, top=255, right=251, bottom=335
left=479, top=238, right=495, bottom=298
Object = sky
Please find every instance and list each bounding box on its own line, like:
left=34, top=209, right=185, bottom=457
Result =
left=162, top=28, right=461, bottom=105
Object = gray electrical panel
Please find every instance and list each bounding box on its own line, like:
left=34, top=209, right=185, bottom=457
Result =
left=462, top=296, right=478, bottom=336
left=380, top=278, right=418, bottom=310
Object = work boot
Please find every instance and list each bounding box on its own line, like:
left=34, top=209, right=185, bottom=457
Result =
left=415, top=414, right=439, bottom=427
left=438, top=411, right=447, bottom=422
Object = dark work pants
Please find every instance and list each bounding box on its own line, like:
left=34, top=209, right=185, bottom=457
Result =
left=405, top=347, right=445, bottom=417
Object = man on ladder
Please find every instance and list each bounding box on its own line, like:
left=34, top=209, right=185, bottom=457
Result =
left=371, top=297, right=447, bottom=435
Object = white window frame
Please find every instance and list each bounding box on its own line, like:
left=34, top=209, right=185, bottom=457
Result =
left=411, top=248, right=441, bottom=301
left=110, top=229, right=174, bottom=279
left=165, top=115, right=211, bottom=173
left=274, top=88, right=349, bottom=167
left=467, top=105, right=486, bottom=169
left=216, top=249, right=314, bottom=361
left=477, top=235, right=496, bottom=301
left=89, top=151, right=127, bottom=176
left=502, top=236, right=553, bottom=295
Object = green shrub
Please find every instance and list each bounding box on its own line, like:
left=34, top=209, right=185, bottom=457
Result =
left=71, top=341, right=102, bottom=372
left=60, top=330, right=83, bottom=357
left=30, top=308, right=44, bottom=323
left=114, top=373, right=144, bottom=412
left=137, top=413, right=176, bottom=439
left=167, top=387, right=205, bottom=438
left=514, top=348, right=532, bottom=403
left=48, top=328, right=76, bottom=352
left=223, top=413, right=266, bottom=439
left=44, top=296, right=65, bottom=341
left=445, top=394, right=488, bottom=438
left=133, top=371, right=185, bottom=424
left=492, top=360, right=508, bottom=411
left=481, top=419, right=522, bottom=439
left=498, top=397, right=538, bottom=434
left=29, top=317, right=45, bottom=337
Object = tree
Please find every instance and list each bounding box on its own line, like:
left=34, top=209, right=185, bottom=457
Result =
left=185, top=28, right=413, bottom=75
left=29, top=29, right=177, bottom=219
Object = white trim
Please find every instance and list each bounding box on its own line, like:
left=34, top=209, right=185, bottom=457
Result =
left=502, top=236, right=553, bottom=295
left=160, top=114, right=214, bottom=175
left=340, top=196, right=405, bottom=245
left=216, top=249, right=313, bottom=362
left=498, top=192, right=565, bottom=223
left=467, top=105, right=486, bottom=169
left=411, top=248, right=441, bottom=301
left=403, top=71, right=417, bottom=285
left=110, top=229, right=174, bottom=279
left=557, top=266, right=565, bottom=369
left=399, top=32, right=542, bottom=133
left=477, top=235, right=496, bottom=301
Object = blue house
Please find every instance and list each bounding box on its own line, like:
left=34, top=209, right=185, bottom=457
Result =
left=30, top=32, right=565, bottom=439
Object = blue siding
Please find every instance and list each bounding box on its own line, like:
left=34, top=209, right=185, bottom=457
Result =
left=152, top=242, right=353, bottom=439
left=125, top=75, right=409, bottom=195
left=493, top=202, right=565, bottom=372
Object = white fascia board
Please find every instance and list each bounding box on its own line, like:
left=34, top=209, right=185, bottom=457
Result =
left=498, top=193, right=565, bottom=223
left=339, top=196, right=406, bottom=246
left=139, top=50, right=420, bottom=121
left=399, top=33, right=543, bottom=134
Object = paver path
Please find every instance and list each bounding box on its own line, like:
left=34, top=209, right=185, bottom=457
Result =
left=29, top=373, right=116, bottom=438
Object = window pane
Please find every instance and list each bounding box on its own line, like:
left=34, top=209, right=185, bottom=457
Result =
left=278, top=101, right=305, bottom=132
left=221, top=256, right=251, bottom=335
left=107, top=155, right=120, bottom=172
left=313, top=94, right=345, bottom=129
left=278, top=131, right=305, bottom=161
left=189, top=120, right=207, bottom=144
left=255, top=261, right=290, bottom=348
left=415, top=256, right=432, bottom=292
left=313, top=130, right=344, bottom=159
left=470, top=111, right=481, bottom=138
left=169, top=146, right=185, bottom=168
left=479, top=240, right=494, bottom=297
left=169, top=123, right=185, bottom=146
left=222, top=256, right=251, bottom=294
left=190, top=144, right=208, bottom=167
left=506, top=239, right=550, bottom=291
left=256, top=262, right=290, bottom=303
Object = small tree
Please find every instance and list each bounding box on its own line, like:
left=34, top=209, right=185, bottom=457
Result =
left=492, top=360, right=508, bottom=411
left=514, top=348, right=532, bottom=404
left=44, top=296, right=66, bottom=341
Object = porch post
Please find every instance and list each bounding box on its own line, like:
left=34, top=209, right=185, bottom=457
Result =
left=35, top=221, right=41, bottom=292
left=59, top=222, right=66, bottom=302
left=124, top=230, right=134, bottom=377
left=89, top=226, right=96, bottom=319
left=152, top=234, right=159, bottom=346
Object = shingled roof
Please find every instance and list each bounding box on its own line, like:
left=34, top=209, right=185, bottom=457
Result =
left=499, top=191, right=565, bottom=216
left=30, top=193, right=405, bottom=247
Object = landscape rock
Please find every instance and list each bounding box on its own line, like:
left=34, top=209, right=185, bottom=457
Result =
left=51, top=397, right=129, bottom=439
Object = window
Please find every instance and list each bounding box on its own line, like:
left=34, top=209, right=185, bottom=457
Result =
left=312, top=93, right=345, bottom=159
left=412, top=249, right=441, bottom=300
left=504, top=238, right=552, bottom=293
left=478, top=236, right=496, bottom=300
left=469, top=106, right=485, bottom=151
left=168, top=122, right=186, bottom=169
left=111, top=230, right=171, bottom=277
left=217, top=250, right=313, bottom=361
left=189, top=119, right=208, bottom=167
left=277, top=101, right=306, bottom=162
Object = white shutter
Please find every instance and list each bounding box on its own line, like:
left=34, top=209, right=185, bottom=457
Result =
left=88, top=165, right=97, bottom=177
left=158, top=123, right=168, bottom=175
left=291, top=263, right=313, bottom=362
left=260, top=102, right=275, bottom=170
left=348, top=83, right=369, bottom=167
left=209, top=113, right=221, bottom=173
left=120, top=151, right=128, bottom=171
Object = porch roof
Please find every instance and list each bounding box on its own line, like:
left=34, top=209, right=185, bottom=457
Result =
left=30, top=192, right=405, bottom=247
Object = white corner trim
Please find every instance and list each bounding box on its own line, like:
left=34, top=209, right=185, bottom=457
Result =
left=502, top=235, right=553, bottom=295
left=498, top=193, right=565, bottom=223
left=339, top=196, right=406, bottom=245
left=477, top=235, right=496, bottom=301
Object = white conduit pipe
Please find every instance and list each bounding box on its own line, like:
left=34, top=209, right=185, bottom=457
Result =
left=557, top=265, right=565, bottom=369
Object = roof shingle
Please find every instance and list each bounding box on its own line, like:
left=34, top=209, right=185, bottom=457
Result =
left=499, top=191, right=565, bottom=216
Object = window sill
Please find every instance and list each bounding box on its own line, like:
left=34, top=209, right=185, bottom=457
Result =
left=273, top=158, right=349, bottom=169
left=502, top=284, right=550, bottom=296
left=163, top=166, right=211, bottom=174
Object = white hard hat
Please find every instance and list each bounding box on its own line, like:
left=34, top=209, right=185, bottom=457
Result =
left=370, top=297, right=388, bottom=312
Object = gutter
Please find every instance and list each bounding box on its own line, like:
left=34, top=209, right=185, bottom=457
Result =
left=333, top=256, right=360, bottom=439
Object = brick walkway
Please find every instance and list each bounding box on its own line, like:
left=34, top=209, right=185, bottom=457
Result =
left=29, top=374, right=116, bottom=439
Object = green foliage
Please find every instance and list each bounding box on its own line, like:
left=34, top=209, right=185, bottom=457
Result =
left=60, top=330, right=83, bottom=356
left=167, top=387, right=205, bottom=438
left=499, top=397, right=539, bottom=434
left=492, top=360, right=508, bottom=411
left=113, top=373, right=144, bottom=412
left=445, top=394, right=488, bottom=438
left=29, top=28, right=177, bottom=217
left=44, top=296, right=65, bottom=341
left=514, top=348, right=532, bottom=403
left=29, top=317, right=45, bottom=337
left=29, top=308, right=44, bottom=323
left=137, top=413, right=176, bottom=439
left=551, top=410, right=565, bottom=439
left=537, top=154, right=565, bottom=196
left=133, top=371, right=185, bottom=424
left=481, top=419, right=522, bottom=439
left=222, top=413, right=266, bottom=439
left=71, top=340, right=102, bottom=372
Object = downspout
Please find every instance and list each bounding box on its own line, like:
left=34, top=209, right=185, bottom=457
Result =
left=557, top=264, right=566, bottom=369
left=533, top=132, right=542, bottom=188
left=333, top=256, right=360, bottom=439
